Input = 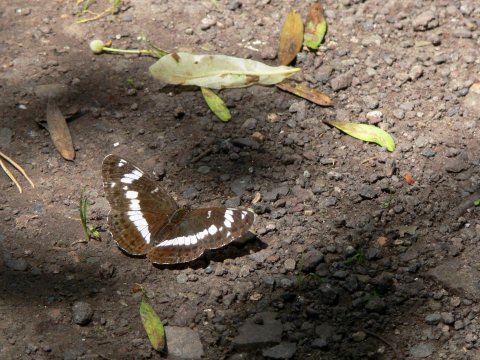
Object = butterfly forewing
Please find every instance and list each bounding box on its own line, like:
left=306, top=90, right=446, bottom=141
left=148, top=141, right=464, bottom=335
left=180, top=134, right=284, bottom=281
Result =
left=102, top=155, right=178, bottom=255
left=148, top=207, right=255, bottom=264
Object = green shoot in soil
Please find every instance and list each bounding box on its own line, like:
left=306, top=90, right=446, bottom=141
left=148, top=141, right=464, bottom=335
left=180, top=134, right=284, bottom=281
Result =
left=77, top=0, right=122, bottom=23
left=380, top=194, right=395, bottom=209
left=474, top=199, right=480, bottom=206
left=112, top=0, right=121, bottom=13
left=345, top=248, right=366, bottom=265
left=79, top=187, right=100, bottom=241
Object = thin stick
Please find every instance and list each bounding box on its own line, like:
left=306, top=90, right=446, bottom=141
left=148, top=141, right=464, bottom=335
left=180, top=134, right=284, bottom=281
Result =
left=449, top=190, right=480, bottom=219
left=363, top=329, right=401, bottom=359
left=361, top=156, right=378, bottom=164
left=71, top=239, right=88, bottom=246
left=0, top=151, right=35, bottom=189
left=0, top=158, right=22, bottom=193
left=77, top=9, right=111, bottom=23
left=191, top=148, right=213, bottom=163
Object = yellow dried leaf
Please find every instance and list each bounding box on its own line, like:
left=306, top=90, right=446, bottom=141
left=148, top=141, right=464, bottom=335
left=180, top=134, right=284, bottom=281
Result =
left=278, top=9, right=304, bottom=65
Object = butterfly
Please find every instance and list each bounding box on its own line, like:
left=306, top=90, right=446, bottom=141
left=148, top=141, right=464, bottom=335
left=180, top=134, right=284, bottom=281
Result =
left=102, top=154, right=255, bottom=264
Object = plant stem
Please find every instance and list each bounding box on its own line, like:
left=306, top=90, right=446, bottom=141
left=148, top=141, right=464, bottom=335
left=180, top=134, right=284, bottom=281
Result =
left=103, top=47, right=152, bottom=55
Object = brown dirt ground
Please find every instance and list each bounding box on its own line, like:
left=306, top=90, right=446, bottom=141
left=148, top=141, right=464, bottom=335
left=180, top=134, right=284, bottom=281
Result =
left=1, top=1, right=480, bottom=359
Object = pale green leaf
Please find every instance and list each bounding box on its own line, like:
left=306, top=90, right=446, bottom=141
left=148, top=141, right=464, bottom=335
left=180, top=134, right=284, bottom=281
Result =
left=201, top=87, right=231, bottom=122
left=149, top=52, right=300, bottom=89
left=325, top=121, right=396, bottom=152
left=140, top=301, right=165, bottom=352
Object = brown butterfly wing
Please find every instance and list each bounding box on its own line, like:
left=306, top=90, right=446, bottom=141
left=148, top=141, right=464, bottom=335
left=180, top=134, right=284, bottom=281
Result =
left=102, top=155, right=178, bottom=255
left=148, top=207, right=255, bottom=264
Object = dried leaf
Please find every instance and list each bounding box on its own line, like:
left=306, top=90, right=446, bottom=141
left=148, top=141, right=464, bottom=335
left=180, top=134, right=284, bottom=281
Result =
left=149, top=52, right=300, bottom=89
left=278, top=9, right=304, bottom=65
left=252, top=192, right=262, bottom=204
left=324, top=121, right=396, bottom=152
left=276, top=80, right=332, bottom=106
left=376, top=236, right=387, bottom=247
left=304, top=3, right=327, bottom=49
left=140, top=301, right=165, bottom=352
left=46, top=100, right=75, bottom=160
left=201, top=87, right=231, bottom=122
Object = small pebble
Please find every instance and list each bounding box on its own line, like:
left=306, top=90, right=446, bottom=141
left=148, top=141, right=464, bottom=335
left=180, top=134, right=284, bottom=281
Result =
left=352, top=331, right=366, bottom=342
left=72, top=301, right=94, bottom=325
left=284, top=258, right=296, bottom=271
left=410, top=343, right=434, bottom=358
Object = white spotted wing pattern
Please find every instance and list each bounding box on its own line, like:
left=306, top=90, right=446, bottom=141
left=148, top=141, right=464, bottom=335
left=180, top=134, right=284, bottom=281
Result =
left=102, top=154, right=255, bottom=264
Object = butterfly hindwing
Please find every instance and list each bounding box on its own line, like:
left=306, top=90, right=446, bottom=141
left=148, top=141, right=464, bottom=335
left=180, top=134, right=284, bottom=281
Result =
left=102, top=155, right=178, bottom=255
left=148, top=207, right=255, bottom=264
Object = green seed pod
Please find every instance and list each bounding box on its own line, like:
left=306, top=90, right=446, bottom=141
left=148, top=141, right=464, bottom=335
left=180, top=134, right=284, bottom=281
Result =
left=89, top=40, right=105, bottom=54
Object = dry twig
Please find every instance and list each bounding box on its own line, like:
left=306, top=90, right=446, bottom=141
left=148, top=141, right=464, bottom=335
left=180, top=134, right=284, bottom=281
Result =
left=0, top=151, right=35, bottom=193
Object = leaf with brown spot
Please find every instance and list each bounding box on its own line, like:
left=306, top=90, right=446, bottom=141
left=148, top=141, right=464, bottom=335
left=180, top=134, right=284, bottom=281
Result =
left=149, top=52, right=299, bottom=89
left=171, top=52, right=180, bottom=62
left=278, top=9, right=304, bottom=65
left=276, top=80, right=332, bottom=106
left=304, top=2, right=327, bottom=50
left=46, top=100, right=75, bottom=160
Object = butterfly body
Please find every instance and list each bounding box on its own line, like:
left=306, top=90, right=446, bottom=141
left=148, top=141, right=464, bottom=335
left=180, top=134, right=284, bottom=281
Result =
left=102, top=155, right=255, bottom=264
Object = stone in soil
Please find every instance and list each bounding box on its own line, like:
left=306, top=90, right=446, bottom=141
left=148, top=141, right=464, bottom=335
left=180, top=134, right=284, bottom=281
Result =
left=441, top=312, right=454, bottom=325
left=72, top=301, right=94, bottom=325
left=444, top=157, right=469, bottom=173
left=428, top=259, right=480, bottom=299
left=425, top=313, right=442, bottom=325
left=0, top=127, right=13, bottom=147
left=300, top=250, right=324, bottom=272
left=262, top=342, right=297, bottom=359
left=230, top=176, right=253, bottom=196
left=172, top=303, right=197, bottom=326
left=4, top=255, right=29, bottom=271
left=409, top=343, right=434, bottom=358
left=232, top=312, right=282, bottom=350
left=330, top=73, right=352, bottom=91
left=412, top=10, right=438, bottom=31
left=165, top=326, right=204, bottom=359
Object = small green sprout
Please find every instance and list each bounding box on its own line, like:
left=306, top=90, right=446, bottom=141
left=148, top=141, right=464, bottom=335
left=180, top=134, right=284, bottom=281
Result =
left=77, top=0, right=122, bottom=23
left=112, top=0, right=121, bottom=13
left=80, top=187, right=101, bottom=241
left=474, top=199, right=480, bottom=206
left=380, top=194, right=395, bottom=209
left=345, top=248, right=366, bottom=265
